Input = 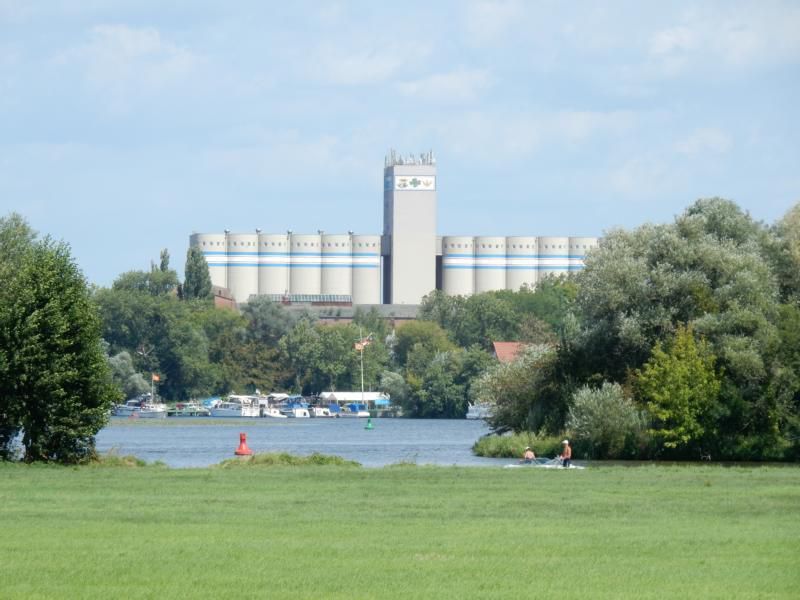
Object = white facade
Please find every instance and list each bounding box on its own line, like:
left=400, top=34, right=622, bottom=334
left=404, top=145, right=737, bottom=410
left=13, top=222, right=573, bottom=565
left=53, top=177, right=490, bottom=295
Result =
left=441, top=235, right=475, bottom=296
left=506, top=236, right=537, bottom=291
left=538, top=236, right=571, bottom=279
left=474, top=236, right=507, bottom=293
left=351, top=234, right=381, bottom=305
left=289, top=233, right=321, bottom=295
left=569, top=237, right=600, bottom=274
left=226, top=233, right=258, bottom=303
left=258, top=233, right=290, bottom=295
left=321, top=233, right=352, bottom=296
left=383, top=161, right=437, bottom=304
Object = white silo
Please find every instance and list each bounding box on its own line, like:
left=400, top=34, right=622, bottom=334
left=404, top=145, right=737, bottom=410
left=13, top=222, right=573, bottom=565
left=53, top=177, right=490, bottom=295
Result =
left=321, top=233, right=353, bottom=296
left=190, top=232, right=228, bottom=291
left=352, top=234, right=381, bottom=304
left=506, top=236, right=537, bottom=291
left=538, top=236, right=570, bottom=280
left=288, top=233, right=321, bottom=295
left=474, top=236, right=507, bottom=293
left=441, top=236, right=475, bottom=296
left=258, top=233, right=291, bottom=296
left=568, top=237, right=599, bottom=275
left=226, top=233, right=259, bottom=303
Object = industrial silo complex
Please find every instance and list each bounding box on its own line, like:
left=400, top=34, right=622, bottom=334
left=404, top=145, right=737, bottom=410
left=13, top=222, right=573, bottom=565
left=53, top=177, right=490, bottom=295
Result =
left=189, top=152, right=599, bottom=305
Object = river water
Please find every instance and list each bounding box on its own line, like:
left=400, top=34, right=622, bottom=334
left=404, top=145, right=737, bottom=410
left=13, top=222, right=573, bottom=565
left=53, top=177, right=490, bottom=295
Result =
left=97, top=417, right=498, bottom=468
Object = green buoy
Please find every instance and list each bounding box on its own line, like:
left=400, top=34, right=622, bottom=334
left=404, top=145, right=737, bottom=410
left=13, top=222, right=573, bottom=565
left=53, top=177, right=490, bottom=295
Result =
left=365, top=417, right=374, bottom=430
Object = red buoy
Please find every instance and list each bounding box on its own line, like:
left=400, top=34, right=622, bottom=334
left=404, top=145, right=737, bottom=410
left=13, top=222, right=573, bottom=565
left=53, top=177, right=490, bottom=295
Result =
left=234, top=432, right=253, bottom=456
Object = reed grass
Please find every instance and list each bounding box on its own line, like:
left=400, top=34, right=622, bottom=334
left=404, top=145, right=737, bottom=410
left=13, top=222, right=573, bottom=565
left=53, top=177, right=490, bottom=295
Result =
left=1, top=462, right=798, bottom=598
left=217, top=451, right=360, bottom=468
left=472, top=432, right=563, bottom=458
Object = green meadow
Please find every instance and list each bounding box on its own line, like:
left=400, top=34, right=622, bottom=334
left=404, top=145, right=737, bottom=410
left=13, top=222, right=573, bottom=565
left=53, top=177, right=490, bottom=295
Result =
left=1, top=461, right=798, bottom=599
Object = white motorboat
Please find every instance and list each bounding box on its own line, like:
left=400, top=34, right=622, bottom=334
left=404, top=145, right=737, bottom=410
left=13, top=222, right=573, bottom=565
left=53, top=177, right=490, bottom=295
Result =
left=113, top=394, right=167, bottom=419
left=210, top=395, right=260, bottom=418
left=261, top=406, right=287, bottom=419
left=281, top=407, right=310, bottom=418
left=310, top=406, right=334, bottom=418
left=338, top=403, right=369, bottom=418
left=279, top=397, right=311, bottom=418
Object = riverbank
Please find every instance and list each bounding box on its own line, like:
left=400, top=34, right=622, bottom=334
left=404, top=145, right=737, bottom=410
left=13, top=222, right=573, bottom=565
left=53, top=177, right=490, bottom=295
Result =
left=1, top=462, right=797, bottom=598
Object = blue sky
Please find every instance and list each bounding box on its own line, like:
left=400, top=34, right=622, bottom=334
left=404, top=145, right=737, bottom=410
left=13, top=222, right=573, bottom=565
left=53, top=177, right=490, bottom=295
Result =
left=1, top=1, right=798, bottom=286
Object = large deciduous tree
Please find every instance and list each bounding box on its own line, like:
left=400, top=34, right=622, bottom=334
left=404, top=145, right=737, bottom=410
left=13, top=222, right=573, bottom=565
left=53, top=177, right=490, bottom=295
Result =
left=634, top=325, right=721, bottom=455
left=0, top=215, right=119, bottom=462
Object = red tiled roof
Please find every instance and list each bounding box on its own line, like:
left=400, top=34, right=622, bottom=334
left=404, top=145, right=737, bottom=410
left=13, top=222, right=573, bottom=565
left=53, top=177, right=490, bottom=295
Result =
left=492, top=341, right=524, bottom=363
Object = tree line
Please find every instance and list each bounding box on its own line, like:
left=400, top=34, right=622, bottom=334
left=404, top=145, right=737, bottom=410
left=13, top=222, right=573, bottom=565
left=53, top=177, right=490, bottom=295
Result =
left=2, top=197, right=798, bottom=462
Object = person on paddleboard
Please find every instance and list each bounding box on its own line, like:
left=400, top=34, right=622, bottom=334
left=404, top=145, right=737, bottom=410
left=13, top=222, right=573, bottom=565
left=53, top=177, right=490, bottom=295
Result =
left=521, top=446, right=535, bottom=464
left=560, top=440, right=572, bottom=468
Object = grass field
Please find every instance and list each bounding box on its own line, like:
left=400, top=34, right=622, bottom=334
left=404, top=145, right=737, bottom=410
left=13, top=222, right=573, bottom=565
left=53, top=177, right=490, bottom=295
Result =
left=1, top=461, right=798, bottom=599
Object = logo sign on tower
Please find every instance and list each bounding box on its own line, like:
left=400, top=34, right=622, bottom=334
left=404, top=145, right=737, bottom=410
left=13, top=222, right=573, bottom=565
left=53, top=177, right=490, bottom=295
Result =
left=392, top=176, right=436, bottom=191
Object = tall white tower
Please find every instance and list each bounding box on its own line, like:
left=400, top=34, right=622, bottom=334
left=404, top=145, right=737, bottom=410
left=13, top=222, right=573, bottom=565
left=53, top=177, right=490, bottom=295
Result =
left=382, top=150, right=437, bottom=304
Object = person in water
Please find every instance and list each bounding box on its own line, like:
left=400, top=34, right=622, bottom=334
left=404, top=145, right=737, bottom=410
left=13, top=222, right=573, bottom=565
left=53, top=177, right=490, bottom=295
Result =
left=521, top=446, right=535, bottom=464
left=560, top=440, right=572, bottom=468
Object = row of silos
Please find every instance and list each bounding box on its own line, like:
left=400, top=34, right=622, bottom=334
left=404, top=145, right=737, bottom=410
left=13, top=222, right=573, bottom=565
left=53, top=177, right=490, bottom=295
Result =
left=441, top=236, right=599, bottom=296
left=190, top=233, right=382, bottom=304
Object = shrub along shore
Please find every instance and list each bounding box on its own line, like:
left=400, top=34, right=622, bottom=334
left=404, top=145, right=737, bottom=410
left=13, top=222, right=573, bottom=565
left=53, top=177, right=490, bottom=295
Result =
left=1, top=460, right=798, bottom=599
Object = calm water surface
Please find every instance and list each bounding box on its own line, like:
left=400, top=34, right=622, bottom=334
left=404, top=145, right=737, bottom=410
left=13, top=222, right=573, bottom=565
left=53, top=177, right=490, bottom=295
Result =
left=97, top=418, right=497, bottom=468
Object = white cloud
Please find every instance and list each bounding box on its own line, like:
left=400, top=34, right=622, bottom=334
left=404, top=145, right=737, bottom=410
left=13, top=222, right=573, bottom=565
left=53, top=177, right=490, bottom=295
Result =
left=609, top=155, right=673, bottom=197
left=550, top=110, right=637, bottom=143
left=648, top=3, right=800, bottom=74
left=311, top=41, right=431, bottom=86
left=204, top=131, right=365, bottom=179
left=396, top=68, right=491, bottom=103
left=650, top=26, right=696, bottom=56
left=463, top=0, right=524, bottom=46
left=674, top=128, right=733, bottom=156
left=55, top=24, right=200, bottom=109
left=428, top=108, right=639, bottom=165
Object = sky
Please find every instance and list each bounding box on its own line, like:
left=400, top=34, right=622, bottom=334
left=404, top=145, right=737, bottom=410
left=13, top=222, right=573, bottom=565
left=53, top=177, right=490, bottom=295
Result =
left=1, top=1, right=798, bottom=286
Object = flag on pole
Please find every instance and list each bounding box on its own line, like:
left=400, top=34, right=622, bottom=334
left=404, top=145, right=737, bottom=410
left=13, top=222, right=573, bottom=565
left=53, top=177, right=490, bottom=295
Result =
left=152, top=373, right=160, bottom=382
left=354, top=338, right=372, bottom=351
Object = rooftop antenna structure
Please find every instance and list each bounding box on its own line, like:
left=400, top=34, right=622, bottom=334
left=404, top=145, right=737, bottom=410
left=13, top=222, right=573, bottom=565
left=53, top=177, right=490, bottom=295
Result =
left=385, top=148, right=435, bottom=167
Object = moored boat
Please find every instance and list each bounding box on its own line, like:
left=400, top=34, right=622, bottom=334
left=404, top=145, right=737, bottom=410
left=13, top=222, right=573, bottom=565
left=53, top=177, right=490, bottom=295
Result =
left=113, top=394, right=167, bottom=419
left=310, top=406, right=335, bottom=417
left=168, top=401, right=210, bottom=417
left=261, top=406, right=287, bottom=419
left=209, top=394, right=260, bottom=418
left=341, top=403, right=370, bottom=418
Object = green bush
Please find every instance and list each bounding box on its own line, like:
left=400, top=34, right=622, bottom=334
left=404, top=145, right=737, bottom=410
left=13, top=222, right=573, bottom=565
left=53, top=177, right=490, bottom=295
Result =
left=90, top=454, right=153, bottom=468
left=217, top=452, right=361, bottom=468
left=567, top=382, right=648, bottom=458
left=472, top=433, right=562, bottom=459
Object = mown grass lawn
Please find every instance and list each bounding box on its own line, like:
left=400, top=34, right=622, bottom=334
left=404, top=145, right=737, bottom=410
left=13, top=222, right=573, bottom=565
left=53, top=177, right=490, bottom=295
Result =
left=1, top=463, right=798, bottom=599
